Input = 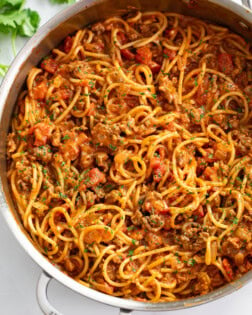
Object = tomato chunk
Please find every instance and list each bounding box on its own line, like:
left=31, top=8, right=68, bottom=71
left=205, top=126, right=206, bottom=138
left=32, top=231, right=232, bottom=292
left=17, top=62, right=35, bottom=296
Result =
left=153, top=166, right=166, bottom=182
left=63, top=36, right=73, bottom=53
left=149, top=61, right=161, bottom=74
left=150, top=157, right=162, bottom=169
left=150, top=157, right=166, bottom=182
left=32, top=81, right=48, bottom=100
left=41, top=58, right=58, bottom=74
left=29, top=123, right=52, bottom=147
left=163, top=48, right=176, bottom=60
left=135, top=46, right=161, bottom=74
left=135, top=46, right=152, bottom=65
left=218, top=53, right=233, bottom=75
left=223, top=258, right=234, bottom=280
left=117, top=32, right=127, bottom=44
left=195, top=77, right=214, bottom=106
left=80, top=168, right=106, bottom=191
left=87, top=168, right=105, bottom=187
left=121, top=49, right=135, bottom=60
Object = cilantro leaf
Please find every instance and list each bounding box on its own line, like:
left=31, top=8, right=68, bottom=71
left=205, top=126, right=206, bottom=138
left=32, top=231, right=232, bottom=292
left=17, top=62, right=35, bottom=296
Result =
left=0, top=7, right=40, bottom=37
left=0, top=0, right=23, bottom=11
left=0, top=64, right=9, bottom=77
left=17, top=9, right=40, bottom=37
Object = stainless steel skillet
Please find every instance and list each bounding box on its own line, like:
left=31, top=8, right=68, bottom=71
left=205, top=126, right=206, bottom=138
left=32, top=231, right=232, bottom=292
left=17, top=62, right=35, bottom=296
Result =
left=0, top=0, right=251, bottom=314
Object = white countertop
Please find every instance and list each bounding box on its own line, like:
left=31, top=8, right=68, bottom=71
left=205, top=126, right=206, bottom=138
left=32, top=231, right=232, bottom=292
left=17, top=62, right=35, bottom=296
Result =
left=0, top=0, right=251, bottom=314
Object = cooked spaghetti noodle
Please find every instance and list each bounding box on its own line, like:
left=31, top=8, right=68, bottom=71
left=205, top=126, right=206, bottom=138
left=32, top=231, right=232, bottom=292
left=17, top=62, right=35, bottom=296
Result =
left=7, top=12, right=252, bottom=301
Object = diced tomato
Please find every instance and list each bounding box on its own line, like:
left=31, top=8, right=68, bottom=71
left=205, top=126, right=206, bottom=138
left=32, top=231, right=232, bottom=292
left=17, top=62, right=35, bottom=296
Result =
left=80, top=168, right=106, bottom=191
left=41, top=58, right=58, bottom=74
left=218, top=53, right=233, bottom=75
left=32, top=81, right=48, bottom=100
left=153, top=166, right=166, bottom=182
left=29, top=123, right=52, bottom=147
left=135, top=46, right=161, bottom=74
left=121, top=48, right=135, bottom=60
left=149, top=61, right=161, bottom=74
left=117, top=32, right=127, bottom=44
left=135, top=46, right=152, bottom=65
left=150, top=157, right=166, bottom=182
left=150, top=157, right=162, bottom=169
left=63, top=36, right=73, bottom=53
left=195, top=77, right=214, bottom=106
left=87, top=168, right=105, bottom=187
left=163, top=48, right=176, bottom=60
left=223, top=258, right=234, bottom=280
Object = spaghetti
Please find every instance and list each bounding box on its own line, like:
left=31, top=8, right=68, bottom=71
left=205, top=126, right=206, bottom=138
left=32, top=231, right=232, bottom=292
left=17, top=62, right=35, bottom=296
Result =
left=7, top=11, right=252, bottom=301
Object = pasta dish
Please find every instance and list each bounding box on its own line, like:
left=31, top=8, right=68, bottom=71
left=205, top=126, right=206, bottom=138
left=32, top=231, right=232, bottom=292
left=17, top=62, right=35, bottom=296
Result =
left=7, top=11, right=252, bottom=302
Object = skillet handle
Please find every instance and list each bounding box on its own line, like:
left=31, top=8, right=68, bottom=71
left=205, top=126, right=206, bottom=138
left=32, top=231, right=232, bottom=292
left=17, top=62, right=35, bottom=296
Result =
left=119, top=309, right=132, bottom=315
left=37, top=271, right=133, bottom=315
left=37, top=271, right=63, bottom=315
left=241, top=0, right=251, bottom=9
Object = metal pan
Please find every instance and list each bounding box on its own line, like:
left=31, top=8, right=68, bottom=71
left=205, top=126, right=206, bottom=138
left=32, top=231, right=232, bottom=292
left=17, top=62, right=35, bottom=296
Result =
left=0, top=0, right=251, bottom=314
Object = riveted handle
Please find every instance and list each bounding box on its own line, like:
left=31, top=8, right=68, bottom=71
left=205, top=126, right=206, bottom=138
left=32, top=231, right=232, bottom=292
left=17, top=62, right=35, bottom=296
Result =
left=37, top=271, right=133, bottom=315
left=119, top=309, right=132, bottom=315
left=37, top=271, right=63, bottom=315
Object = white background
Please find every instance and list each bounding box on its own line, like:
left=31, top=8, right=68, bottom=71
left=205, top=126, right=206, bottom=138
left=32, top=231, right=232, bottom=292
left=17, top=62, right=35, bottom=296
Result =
left=0, top=0, right=251, bottom=314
